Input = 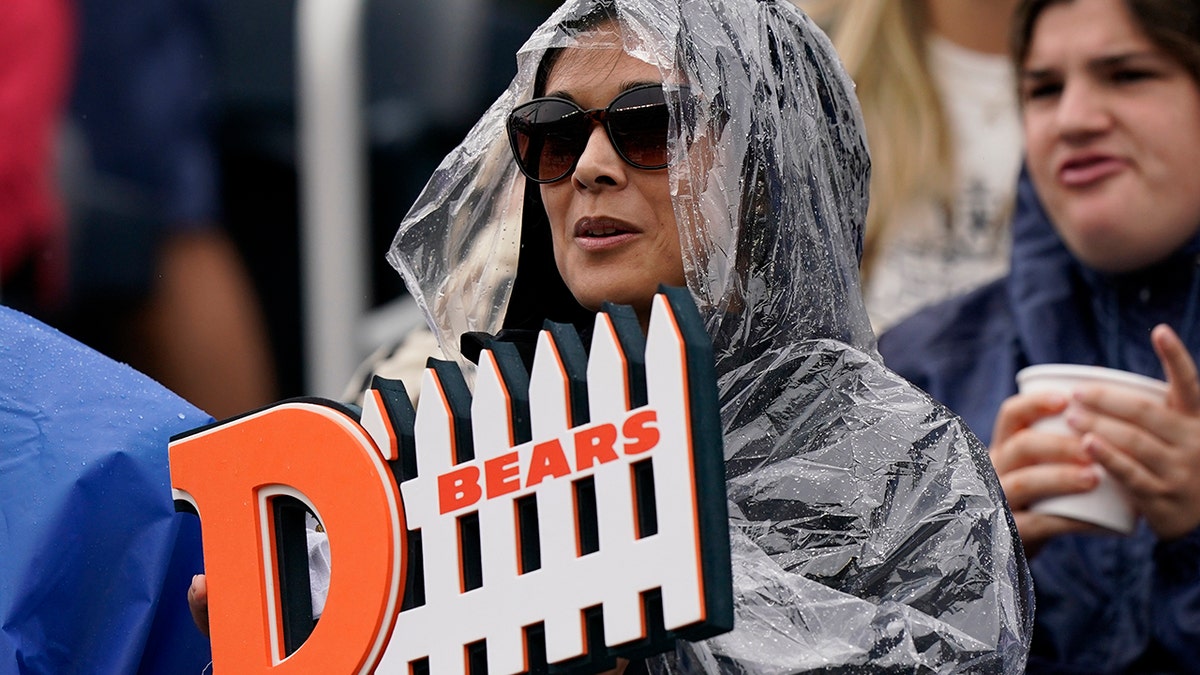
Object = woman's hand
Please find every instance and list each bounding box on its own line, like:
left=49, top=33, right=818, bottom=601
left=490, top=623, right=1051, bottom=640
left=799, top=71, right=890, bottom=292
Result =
left=989, top=390, right=1102, bottom=557
left=189, top=573, right=211, bottom=638
left=1067, top=325, right=1200, bottom=541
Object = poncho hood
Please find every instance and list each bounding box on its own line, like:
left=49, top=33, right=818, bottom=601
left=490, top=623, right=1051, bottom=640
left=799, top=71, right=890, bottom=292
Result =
left=1008, top=166, right=1200, bottom=376
left=387, top=0, right=874, bottom=376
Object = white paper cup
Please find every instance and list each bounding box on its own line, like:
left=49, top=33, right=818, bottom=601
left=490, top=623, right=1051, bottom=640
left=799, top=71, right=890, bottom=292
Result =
left=1015, top=364, right=1168, bottom=535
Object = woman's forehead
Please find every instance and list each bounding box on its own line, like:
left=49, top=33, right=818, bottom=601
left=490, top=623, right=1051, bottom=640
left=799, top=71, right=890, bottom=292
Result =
left=543, top=43, right=662, bottom=101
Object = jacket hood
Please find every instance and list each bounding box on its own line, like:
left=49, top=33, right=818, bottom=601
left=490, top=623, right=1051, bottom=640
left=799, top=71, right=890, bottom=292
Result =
left=1008, top=166, right=1200, bottom=376
left=387, top=0, right=874, bottom=375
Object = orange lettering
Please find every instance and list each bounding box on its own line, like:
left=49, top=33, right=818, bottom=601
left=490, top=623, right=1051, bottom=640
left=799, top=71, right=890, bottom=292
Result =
left=574, top=424, right=619, bottom=470
left=169, top=402, right=404, bottom=674
left=484, top=452, right=521, bottom=499
left=623, top=410, right=659, bottom=455
left=439, top=466, right=483, bottom=514
left=527, top=439, right=572, bottom=486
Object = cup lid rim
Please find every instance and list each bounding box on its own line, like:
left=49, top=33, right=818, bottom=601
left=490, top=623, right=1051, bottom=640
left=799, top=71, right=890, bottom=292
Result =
left=1017, top=363, right=1168, bottom=395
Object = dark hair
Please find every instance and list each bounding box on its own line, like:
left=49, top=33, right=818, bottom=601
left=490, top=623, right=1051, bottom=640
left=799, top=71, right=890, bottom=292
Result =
left=502, top=2, right=622, bottom=333
left=1012, top=0, right=1200, bottom=84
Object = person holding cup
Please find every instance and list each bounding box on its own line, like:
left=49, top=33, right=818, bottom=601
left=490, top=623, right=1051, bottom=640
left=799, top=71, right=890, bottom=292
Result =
left=880, top=0, right=1200, bottom=670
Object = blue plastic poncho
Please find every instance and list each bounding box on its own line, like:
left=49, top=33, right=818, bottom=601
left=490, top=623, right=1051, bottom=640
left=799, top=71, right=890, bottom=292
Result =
left=0, top=307, right=212, bottom=673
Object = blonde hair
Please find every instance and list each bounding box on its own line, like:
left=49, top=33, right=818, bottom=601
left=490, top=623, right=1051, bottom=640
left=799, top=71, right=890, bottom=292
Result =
left=807, top=0, right=953, bottom=280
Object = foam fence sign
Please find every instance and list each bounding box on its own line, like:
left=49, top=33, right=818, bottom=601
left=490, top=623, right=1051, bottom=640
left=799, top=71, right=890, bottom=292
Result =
left=169, top=287, right=732, bottom=674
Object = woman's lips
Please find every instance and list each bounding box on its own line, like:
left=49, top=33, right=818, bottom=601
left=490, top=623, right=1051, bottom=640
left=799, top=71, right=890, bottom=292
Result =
left=573, top=217, right=640, bottom=251
left=1058, top=155, right=1125, bottom=188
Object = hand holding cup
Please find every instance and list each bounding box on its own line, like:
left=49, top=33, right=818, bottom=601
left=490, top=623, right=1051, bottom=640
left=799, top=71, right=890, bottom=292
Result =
left=990, top=385, right=1107, bottom=557
left=1065, top=325, right=1200, bottom=541
left=1016, top=363, right=1167, bottom=535
left=991, top=325, right=1200, bottom=556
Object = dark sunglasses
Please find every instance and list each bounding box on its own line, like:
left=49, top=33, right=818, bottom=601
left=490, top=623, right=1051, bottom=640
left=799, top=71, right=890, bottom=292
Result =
left=507, top=83, right=686, bottom=184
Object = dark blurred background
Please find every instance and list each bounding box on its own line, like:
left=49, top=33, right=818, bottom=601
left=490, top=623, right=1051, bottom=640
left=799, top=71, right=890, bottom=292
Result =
left=3, top=0, right=562, bottom=413
left=213, top=0, right=558, bottom=398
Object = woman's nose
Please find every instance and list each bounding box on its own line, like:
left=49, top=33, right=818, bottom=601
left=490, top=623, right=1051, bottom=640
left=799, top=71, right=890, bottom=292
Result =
left=572, top=124, right=627, bottom=188
left=1056, top=79, right=1111, bottom=141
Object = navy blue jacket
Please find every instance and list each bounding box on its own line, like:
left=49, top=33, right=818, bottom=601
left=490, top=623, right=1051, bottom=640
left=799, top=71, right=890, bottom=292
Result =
left=880, top=169, right=1200, bottom=673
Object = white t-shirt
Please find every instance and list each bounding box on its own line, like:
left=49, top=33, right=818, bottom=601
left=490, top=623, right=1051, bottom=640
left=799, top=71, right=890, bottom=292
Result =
left=864, top=36, right=1022, bottom=333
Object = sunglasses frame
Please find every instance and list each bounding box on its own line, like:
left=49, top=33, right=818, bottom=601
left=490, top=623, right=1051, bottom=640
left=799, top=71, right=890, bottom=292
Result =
left=507, top=83, right=686, bottom=184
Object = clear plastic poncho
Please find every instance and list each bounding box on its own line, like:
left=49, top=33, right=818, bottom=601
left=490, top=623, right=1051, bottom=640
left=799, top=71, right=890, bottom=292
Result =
left=387, top=0, right=1033, bottom=671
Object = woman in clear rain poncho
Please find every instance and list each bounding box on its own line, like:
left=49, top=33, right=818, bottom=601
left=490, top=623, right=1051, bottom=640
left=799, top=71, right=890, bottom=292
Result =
left=388, top=0, right=1032, bottom=671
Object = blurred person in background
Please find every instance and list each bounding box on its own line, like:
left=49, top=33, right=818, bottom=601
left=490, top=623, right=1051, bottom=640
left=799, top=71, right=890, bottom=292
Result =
left=58, top=0, right=277, bottom=419
left=880, top=0, right=1200, bottom=670
left=0, top=0, right=72, bottom=314
left=1, top=4, right=212, bottom=671
left=807, top=0, right=1022, bottom=332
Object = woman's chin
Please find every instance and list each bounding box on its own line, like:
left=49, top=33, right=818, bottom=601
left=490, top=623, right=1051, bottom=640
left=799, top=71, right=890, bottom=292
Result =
left=1060, top=219, right=1168, bottom=273
left=573, top=288, right=655, bottom=316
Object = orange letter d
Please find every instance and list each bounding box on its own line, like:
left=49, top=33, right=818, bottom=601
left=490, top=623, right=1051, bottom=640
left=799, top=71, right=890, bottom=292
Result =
left=170, top=401, right=406, bottom=674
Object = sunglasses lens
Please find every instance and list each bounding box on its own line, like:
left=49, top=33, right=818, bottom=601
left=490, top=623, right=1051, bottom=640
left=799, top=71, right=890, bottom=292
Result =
left=607, top=86, right=671, bottom=169
left=509, top=99, right=587, bottom=182
left=508, top=85, right=680, bottom=181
